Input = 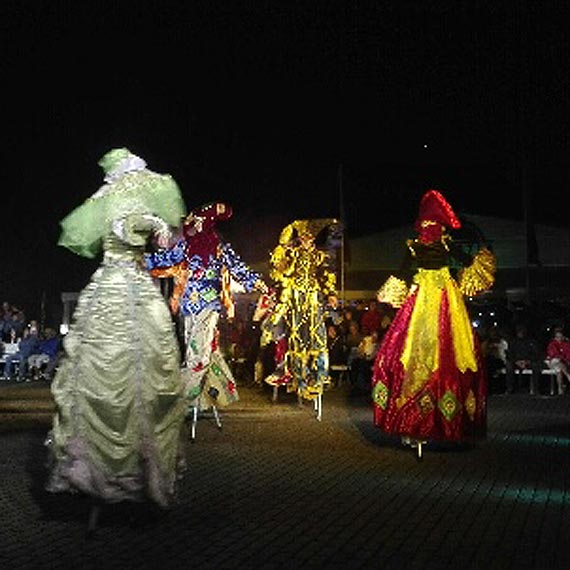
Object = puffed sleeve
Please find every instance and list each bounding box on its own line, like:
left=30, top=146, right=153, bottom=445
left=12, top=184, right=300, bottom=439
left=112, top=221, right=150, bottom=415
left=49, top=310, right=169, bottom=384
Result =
left=457, top=247, right=496, bottom=296
left=112, top=213, right=171, bottom=247
left=220, top=242, right=261, bottom=292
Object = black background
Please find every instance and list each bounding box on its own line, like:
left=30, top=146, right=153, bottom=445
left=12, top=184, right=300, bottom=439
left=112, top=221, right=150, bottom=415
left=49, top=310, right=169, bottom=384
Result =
left=2, top=1, right=569, bottom=320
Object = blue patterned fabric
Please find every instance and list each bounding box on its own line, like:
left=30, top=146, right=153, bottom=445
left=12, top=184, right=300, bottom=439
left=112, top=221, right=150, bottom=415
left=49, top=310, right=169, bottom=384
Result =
left=146, top=240, right=186, bottom=270
left=146, top=241, right=260, bottom=316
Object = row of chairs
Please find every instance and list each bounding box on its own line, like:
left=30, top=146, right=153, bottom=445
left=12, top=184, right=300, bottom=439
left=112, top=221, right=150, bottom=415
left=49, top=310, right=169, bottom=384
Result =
left=496, top=364, right=559, bottom=395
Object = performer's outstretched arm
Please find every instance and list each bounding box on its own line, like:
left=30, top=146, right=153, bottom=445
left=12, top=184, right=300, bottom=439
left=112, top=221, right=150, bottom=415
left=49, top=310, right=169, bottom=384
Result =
left=145, top=239, right=186, bottom=271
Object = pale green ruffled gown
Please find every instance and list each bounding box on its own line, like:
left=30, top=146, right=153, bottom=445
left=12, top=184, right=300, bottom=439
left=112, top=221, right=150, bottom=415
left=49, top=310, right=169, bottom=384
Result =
left=47, top=168, right=187, bottom=508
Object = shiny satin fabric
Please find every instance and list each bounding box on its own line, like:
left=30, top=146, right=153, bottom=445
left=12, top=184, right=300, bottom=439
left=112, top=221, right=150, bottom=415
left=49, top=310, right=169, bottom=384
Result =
left=372, top=267, right=487, bottom=442
left=269, top=236, right=334, bottom=399
left=285, top=287, right=329, bottom=399
left=183, top=310, right=239, bottom=410
left=47, top=231, right=186, bottom=508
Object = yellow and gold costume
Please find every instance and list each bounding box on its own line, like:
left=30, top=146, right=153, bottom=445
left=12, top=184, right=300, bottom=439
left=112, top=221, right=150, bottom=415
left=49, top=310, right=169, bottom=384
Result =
left=266, top=219, right=338, bottom=400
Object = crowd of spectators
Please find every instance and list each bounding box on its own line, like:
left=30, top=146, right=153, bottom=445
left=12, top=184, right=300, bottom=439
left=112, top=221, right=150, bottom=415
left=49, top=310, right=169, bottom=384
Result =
left=223, top=294, right=570, bottom=399
left=7, top=289, right=570, bottom=398
left=476, top=301, right=570, bottom=396
left=0, top=301, right=63, bottom=383
left=222, top=295, right=395, bottom=395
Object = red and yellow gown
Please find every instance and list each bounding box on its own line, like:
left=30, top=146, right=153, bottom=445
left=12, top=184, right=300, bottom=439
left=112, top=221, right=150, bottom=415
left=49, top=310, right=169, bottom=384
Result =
left=372, top=237, right=495, bottom=442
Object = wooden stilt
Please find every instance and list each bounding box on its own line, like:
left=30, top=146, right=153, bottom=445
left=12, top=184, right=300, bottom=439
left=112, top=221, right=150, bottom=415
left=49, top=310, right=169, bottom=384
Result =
left=86, top=502, right=101, bottom=538
left=190, top=405, right=198, bottom=442
left=314, top=394, right=322, bottom=421
left=410, top=438, right=426, bottom=460
left=212, top=405, right=222, bottom=430
left=191, top=403, right=223, bottom=441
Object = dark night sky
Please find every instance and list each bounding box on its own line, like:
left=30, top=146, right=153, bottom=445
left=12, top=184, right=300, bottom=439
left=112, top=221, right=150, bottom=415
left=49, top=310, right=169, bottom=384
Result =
left=2, top=2, right=570, bottom=321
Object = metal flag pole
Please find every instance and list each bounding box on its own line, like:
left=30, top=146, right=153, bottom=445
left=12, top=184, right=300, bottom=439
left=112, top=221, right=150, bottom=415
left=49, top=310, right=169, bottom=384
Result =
left=40, top=290, right=46, bottom=333
left=338, top=163, right=346, bottom=303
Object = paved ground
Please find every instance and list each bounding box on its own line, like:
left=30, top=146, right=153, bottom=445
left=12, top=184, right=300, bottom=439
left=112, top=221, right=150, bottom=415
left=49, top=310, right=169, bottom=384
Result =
left=0, top=380, right=569, bottom=569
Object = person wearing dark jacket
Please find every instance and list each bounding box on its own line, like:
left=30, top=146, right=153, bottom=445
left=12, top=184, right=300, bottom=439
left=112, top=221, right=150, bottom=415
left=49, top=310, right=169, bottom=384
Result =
left=505, top=324, right=543, bottom=395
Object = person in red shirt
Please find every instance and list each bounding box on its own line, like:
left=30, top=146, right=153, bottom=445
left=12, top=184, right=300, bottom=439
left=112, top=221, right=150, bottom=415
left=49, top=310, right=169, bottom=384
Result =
left=545, top=327, right=570, bottom=395
left=359, top=299, right=384, bottom=336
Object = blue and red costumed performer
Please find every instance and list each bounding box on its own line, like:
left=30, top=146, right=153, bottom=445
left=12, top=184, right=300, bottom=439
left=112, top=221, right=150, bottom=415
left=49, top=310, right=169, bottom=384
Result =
left=372, top=190, right=495, bottom=454
left=146, top=202, right=267, bottom=411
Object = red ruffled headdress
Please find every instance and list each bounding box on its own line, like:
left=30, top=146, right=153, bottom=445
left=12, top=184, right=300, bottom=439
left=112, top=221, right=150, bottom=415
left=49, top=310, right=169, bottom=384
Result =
left=183, top=202, right=233, bottom=260
left=414, top=189, right=461, bottom=244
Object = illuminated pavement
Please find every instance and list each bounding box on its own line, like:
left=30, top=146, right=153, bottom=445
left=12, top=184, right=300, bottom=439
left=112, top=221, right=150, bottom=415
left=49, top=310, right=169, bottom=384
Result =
left=0, top=382, right=569, bottom=569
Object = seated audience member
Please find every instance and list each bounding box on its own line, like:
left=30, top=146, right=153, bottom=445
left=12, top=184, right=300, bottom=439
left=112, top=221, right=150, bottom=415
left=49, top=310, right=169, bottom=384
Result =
left=339, top=307, right=358, bottom=339
left=481, top=325, right=509, bottom=394
left=28, top=327, right=62, bottom=381
left=353, top=300, right=366, bottom=324
left=326, top=324, right=348, bottom=386
left=1, top=301, right=14, bottom=341
left=227, top=317, right=256, bottom=384
left=344, top=320, right=363, bottom=384
left=545, top=326, right=570, bottom=396
left=4, top=310, right=26, bottom=343
left=360, top=299, right=384, bottom=336
left=505, top=324, right=543, bottom=395
left=352, top=329, right=380, bottom=393
left=377, top=302, right=394, bottom=342
left=3, top=326, right=40, bottom=382
left=324, top=294, right=343, bottom=329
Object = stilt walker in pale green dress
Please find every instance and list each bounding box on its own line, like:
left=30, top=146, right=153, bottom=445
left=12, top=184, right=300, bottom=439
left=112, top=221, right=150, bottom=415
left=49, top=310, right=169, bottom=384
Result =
left=46, top=148, right=188, bottom=516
